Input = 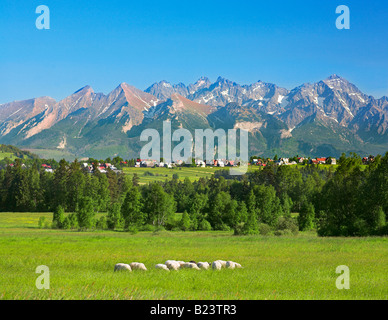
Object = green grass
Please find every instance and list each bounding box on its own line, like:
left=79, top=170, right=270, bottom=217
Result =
left=123, top=166, right=224, bottom=183
left=0, top=212, right=387, bottom=300
left=0, top=152, right=17, bottom=161
left=122, top=164, right=353, bottom=184
left=20, top=148, right=76, bottom=161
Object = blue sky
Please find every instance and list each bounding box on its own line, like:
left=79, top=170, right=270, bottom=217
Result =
left=1, top=0, right=388, bottom=103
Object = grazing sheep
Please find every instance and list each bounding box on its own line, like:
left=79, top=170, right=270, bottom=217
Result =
left=155, top=264, right=170, bottom=271
left=165, top=261, right=181, bottom=271
left=214, top=260, right=227, bottom=268
left=114, top=263, right=132, bottom=272
left=234, top=262, right=243, bottom=268
left=212, top=261, right=222, bottom=270
left=129, top=262, right=147, bottom=271
left=182, top=262, right=200, bottom=270
left=197, top=262, right=210, bottom=270
left=226, top=261, right=236, bottom=269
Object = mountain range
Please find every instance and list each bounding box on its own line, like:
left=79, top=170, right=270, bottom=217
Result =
left=0, top=75, right=386, bottom=160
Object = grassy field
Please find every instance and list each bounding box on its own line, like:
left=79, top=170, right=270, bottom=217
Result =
left=122, top=164, right=345, bottom=184
left=0, top=212, right=387, bottom=300
left=20, top=148, right=77, bottom=161
left=0, top=152, right=17, bottom=161
left=122, top=166, right=225, bottom=183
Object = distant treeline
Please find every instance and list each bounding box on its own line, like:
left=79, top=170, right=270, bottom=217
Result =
left=1, top=152, right=387, bottom=237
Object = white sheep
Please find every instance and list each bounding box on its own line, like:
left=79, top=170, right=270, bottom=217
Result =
left=226, top=261, right=236, bottom=269
left=114, top=263, right=132, bottom=272
left=234, top=262, right=243, bottom=268
left=155, top=264, right=170, bottom=271
left=214, top=260, right=227, bottom=268
left=129, top=262, right=147, bottom=271
left=165, top=261, right=181, bottom=271
left=182, top=262, right=200, bottom=270
left=197, top=262, right=210, bottom=270
left=212, top=261, right=222, bottom=270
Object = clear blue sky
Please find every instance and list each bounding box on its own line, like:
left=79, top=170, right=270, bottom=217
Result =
left=1, top=0, right=388, bottom=103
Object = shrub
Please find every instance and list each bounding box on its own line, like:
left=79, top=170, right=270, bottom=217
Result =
left=96, top=216, right=108, bottom=230
left=139, top=224, right=155, bottom=232
left=277, top=217, right=299, bottom=235
left=153, top=226, right=166, bottom=234
left=274, top=229, right=294, bottom=236
left=143, top=171, right=155, bottom=176
left=258, top=223, right=272, bottom=235
left=172, top=173, right=180, bottom=179
left=127, top=225, right=139, bottom=234
left=233, top=222, right=245, bottom=235
left=199, top=219, right=212, bottom=231
left=38, top=216, right=49, bottom=229
left=220, top=223, right=231, bottom=231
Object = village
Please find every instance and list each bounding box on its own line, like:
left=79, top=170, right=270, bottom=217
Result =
left=3, top=155, right=376, bottom=174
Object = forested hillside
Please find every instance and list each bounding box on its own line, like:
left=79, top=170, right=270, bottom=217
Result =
left=1, top=152, right=387, bottom=237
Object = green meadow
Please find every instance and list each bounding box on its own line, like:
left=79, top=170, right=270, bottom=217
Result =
left=121, top=164, right=355, bottom=184
left=0, top=152, right=16, bottom=161
left=122, top=166, right=223, bottom=183
left=0, top=212, right=387, bottom=300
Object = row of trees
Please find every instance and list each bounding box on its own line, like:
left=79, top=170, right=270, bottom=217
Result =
left=1, top=153, right=387, bottom=236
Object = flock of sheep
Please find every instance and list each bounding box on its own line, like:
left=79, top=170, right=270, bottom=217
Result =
left=114, top=260, right=243, bottom=272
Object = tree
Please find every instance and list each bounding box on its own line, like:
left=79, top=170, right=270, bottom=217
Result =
left=242, top=208, right=259, bottom=235
left=232, top=201, right=248, bottom=235
left=106, top=168, right=120, bottom=203
left=53, top=205, right=65, bottom=229
left=298, top=200, right=315, bottom=231
left=275, top=164, right=302, bottom=198
left=223, top=199, right=239, bottom=229
left=107, top=202, right=123, bottom=230
left=317, top=153, right=365, bottom=236
left=179, top=211, right=192, bottom=231
left=121, top=187, right=144, bottom=229
left=253, top=184, right=283, bottom=227
left=96, top=174, right=110, bottom=212
left=67, top=160, right=85, bottom=212
left=281, top=194, right=293, bottom=218
left=76, top=197, right=95, bottom=230
left=207, top=191, right=231, bottom=230
left=52, top=159, right=69, bottom=210
left=118, top=174, right=132, bottom=203
left=361, top=153, right=388, bottom=234
left=14, top=165, right=34, bottom=211
left=370, top=206, right=386, bottom=234
left=188, top=193, right=208, bottom=230
left=144, top=183, right=176, bottom=227
left=174, top=178, right=194, bottom=213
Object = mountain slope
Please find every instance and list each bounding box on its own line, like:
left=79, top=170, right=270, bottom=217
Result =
left=0, top=75, right=386, bottom=159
